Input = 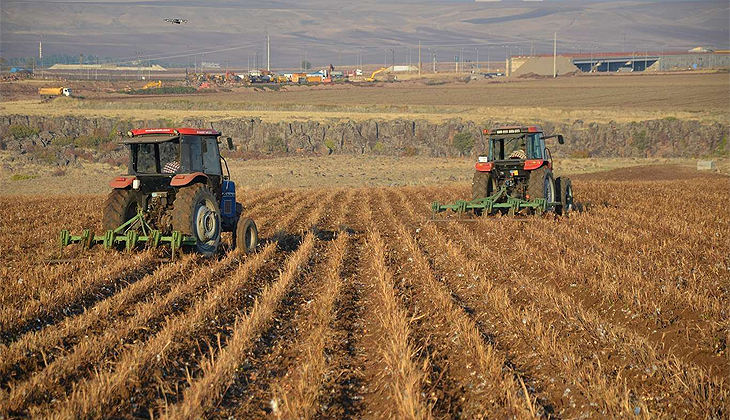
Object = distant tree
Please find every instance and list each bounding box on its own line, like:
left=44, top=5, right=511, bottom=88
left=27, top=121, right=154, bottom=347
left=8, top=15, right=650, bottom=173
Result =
left=453, top=131, right=474, bottom=156
left=301, top=60, right=312, bottom=70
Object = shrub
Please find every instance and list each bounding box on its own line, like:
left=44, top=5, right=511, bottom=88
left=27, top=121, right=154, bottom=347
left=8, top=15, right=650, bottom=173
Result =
left=716, top=134, right=728, bottom=156
left=9, top=125, right=40, bottom=139
left=123, top=86, right=197, bottom=95
left=324, top=139, right=336, bottom=153
left=569, top=149, right=591, bottom=159
left=402, top=145, right=419, bottom=157
left=633, top=130, right=650, bottom=151
left=453, top=131, right=474, bottom=156
left=265, top=136, right=287, bottom=153
left=373, top=141, right=385, bottom=154
left=10, top=174, right=37, bottom=181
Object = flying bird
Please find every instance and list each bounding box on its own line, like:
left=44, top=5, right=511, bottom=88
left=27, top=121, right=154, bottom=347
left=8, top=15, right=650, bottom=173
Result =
left=165, top=19, right=188, bottom=24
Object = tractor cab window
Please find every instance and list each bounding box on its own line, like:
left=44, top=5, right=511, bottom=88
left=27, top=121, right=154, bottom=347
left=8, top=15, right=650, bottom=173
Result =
left=490, top=135, right=526, bottom=160
left=180, top=136, right=203, bottom=173
left=202, top=137, right=222, bottom=175
left=160, top=141, right=181, bottom=173
left=131, top=140, right=180, bottom=174
left=135, top=143, right=157, bottom=173
left=527, top=133, right=544, bottom=159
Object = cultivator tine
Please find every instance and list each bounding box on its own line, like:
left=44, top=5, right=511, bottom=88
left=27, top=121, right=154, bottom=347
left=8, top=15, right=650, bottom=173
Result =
left=59, top=229, right=71, bottom=249
left=148, top=230, right=162, bottom=248
left=81, top=230, right=94, bottom=249
left=103, top=230, right=114, bottom=249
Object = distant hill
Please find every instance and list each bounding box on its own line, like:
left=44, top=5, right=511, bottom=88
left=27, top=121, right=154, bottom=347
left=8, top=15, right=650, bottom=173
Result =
left=1, top=0, right=727, bottom=68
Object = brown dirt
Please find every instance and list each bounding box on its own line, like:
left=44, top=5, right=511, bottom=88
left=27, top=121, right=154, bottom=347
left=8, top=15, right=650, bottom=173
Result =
left=0, top=174, right=727, bottom=419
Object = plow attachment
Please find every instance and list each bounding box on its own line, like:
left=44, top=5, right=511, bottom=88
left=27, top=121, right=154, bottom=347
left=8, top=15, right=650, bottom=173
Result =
left=431, top=185, right=560, bottom=220
left=59, top=210, right=196, bottom=258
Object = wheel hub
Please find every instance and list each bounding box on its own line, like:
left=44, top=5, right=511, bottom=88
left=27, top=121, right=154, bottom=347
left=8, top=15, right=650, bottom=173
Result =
left=195, top=205, right=217, bottom=242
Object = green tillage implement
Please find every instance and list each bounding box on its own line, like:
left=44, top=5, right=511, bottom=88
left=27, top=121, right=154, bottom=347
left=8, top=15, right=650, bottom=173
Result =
left=431, top=185, right=559, bottom=219
left=59, top=209, right=196, bottom=258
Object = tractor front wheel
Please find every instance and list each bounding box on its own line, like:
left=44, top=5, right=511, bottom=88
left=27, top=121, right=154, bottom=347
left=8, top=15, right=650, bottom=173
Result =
left=527, top=166, right=556, bottom=210
left=234, top=217, right=258, bottom=254
left=102, top=189, right=141, bottom=231
left=172, top=184, right=221, bottom=257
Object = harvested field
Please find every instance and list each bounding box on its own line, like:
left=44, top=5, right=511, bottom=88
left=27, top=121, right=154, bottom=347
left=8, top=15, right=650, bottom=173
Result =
left=0, top=167, right=728, bottom=419
left=2, top=73, right=728, bottom=123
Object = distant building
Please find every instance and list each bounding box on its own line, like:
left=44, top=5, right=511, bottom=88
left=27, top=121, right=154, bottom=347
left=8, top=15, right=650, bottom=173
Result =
left=201, top=62, right=221, bottom=69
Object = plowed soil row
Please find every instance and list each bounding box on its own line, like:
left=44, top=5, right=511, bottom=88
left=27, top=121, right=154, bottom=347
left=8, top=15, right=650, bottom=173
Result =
left=0, top=169, right=727, bottom=419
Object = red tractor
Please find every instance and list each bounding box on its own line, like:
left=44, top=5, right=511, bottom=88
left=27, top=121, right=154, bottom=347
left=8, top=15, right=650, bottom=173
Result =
left=432, top=125, right=573, bottom=217
left=60, top=128, right=258, bottom=257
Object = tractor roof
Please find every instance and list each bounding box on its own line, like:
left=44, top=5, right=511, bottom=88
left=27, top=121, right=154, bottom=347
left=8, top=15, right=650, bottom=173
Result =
left=122, top=128, right=221, bottom=144
left=485, top=126, right=543, bottom=135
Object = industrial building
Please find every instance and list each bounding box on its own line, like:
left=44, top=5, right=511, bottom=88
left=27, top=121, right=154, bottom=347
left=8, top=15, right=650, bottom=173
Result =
left=506, top=50, right=730, bottom=76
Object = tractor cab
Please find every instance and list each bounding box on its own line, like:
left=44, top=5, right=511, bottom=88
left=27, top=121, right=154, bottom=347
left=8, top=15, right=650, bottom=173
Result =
left=477, top=126, right=564, bottom=174
left=57, top=128, right=258, bottom=258
left=117, top=128, right=233, bottom=196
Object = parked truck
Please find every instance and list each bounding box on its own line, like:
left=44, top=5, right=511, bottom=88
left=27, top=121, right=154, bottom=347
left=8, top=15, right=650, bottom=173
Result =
left=38, top=87, right=72, bottom=98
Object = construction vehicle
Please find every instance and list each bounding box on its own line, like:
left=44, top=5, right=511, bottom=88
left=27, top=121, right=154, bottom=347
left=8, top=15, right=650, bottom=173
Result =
left=366, top=67, right=387, bottom=82
left=38, top=87, right=72, bottom=98
left=432, top=125, right=573, bottom=218
left=59, top=128, right=259, bottom=258
left=142, top=80, right=162, bottom=90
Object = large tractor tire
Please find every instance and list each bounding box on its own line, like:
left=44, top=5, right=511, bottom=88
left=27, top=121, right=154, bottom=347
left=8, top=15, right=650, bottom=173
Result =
left=234, top=217, right=259, bottom=254
left=102, top=189, right=142, bottom=231
left=471, top=171, right=497, bottom=200
left=527, top=166, right=556, bottom=210
left=555, top=177, right=574, bottom=215
left=172, top=184, right=221, bottom=257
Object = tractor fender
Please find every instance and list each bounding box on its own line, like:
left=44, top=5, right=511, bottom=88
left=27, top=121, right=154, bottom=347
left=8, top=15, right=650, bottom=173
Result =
left=109, top=176, right=136, bottom=189
left=170, top=172, right=209, bottom=187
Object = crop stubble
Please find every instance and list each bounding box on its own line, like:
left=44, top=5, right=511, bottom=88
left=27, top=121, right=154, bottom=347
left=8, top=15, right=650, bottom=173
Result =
left=0, top=169, right=727, bottom=419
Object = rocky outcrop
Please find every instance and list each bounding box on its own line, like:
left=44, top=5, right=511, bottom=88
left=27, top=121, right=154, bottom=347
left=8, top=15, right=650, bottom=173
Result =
left=1, top=114, right=726, bottom=159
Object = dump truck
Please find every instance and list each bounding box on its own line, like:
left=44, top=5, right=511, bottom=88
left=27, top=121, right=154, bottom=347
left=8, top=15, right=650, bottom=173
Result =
left=38, top=87, right=72, bottom=98
left=60, top=128, right=259, bottom=258
left=432, top=125, right=573, bottom=218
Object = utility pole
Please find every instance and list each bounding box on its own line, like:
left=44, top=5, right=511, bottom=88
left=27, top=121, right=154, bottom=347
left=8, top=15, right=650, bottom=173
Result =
left=418, top=41, right=422, bottom=76
left=475, top=47, right=479, bottom=71
left=266, top=31, right=270, bottom=71
left=553, top=32, right=557, bottom=78
left=39, top=36, right=43, bottom=78
left=460, top=47, right=464, bottom=73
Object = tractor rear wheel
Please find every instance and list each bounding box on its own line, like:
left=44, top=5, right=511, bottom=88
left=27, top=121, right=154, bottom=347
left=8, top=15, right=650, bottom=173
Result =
left=555, top=177, right=574, bottom=215
left=471, top=171, right=497, bottom=200
left=172, top=184, right=221, bottom=257
left=527, top=166, right=556, bottom=209
left=234, top=217, right=258, bottom=254
left=102, top=189, right=141, bottom=231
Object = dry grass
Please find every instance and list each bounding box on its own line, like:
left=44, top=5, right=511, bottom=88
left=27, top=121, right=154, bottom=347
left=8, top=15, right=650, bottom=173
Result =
left=0, top=167, right=727, bottom=419
left=2, top=152, right=722, bottom=196
left=2, top=73, right=728, bottom=123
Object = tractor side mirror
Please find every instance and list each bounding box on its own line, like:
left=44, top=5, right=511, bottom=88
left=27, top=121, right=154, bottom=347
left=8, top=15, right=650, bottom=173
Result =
left=226, top=137, right=234, bottom=150
left=557, top=135, right=565, bottom=145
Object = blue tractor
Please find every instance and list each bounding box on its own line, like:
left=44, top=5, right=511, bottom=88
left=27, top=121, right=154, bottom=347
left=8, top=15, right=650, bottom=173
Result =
left=60, top=128, right=258, bottom=257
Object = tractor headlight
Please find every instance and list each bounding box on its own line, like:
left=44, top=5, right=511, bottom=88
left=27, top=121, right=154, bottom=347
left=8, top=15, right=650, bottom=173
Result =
left=132, top=179, right=141, bottom=190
